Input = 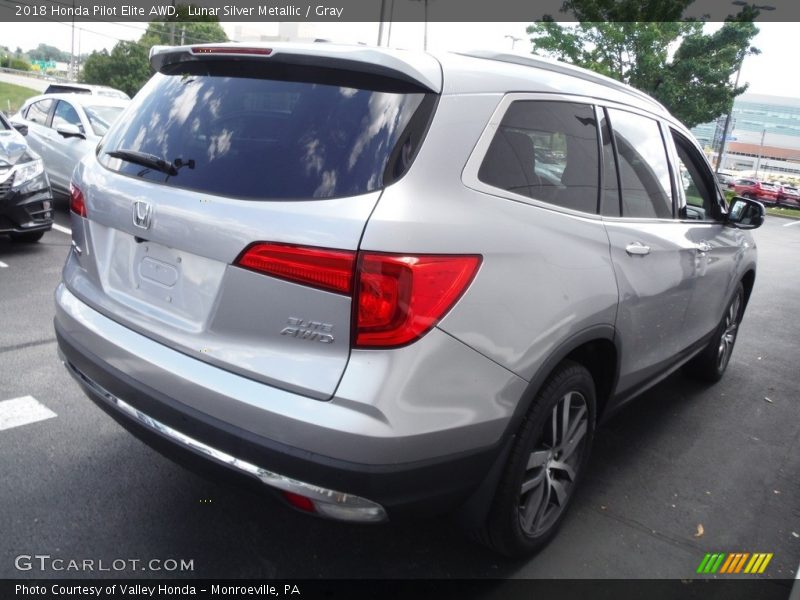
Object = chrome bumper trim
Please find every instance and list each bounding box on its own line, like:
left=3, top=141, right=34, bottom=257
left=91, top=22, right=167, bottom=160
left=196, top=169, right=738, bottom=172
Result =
left=63, top=358, right=388, bottom=523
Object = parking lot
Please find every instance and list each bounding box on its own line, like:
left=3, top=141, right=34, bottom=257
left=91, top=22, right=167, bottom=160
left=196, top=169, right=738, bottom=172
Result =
left=1, top=205, right=798, bottom=582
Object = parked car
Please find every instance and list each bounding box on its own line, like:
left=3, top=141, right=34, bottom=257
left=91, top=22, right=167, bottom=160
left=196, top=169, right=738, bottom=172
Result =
left=731, top=178, right=778, bottom=204
left=12, top=93, right=128, bottom=196
left=776, top=183, right=800, bottom=207
left=716, top=170, right=736, bottom=186
left=0, top=111, right=53, bottom=242
left=43, top=82, right=130, bottom=100
left=54, top=44, right=764, bottom=557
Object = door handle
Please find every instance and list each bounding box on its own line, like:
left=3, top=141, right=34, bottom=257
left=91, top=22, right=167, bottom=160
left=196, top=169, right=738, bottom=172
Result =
left=625, top=242, right=651, bottom=256
left=695, top=242, right=712, bottom=253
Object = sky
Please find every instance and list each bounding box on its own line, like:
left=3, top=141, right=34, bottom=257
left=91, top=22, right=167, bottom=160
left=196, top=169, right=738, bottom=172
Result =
left=1, top=20, right=798, bottom=98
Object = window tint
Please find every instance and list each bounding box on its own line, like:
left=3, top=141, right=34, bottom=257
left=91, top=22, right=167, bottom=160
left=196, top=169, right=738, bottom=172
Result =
left=26, top=99, right=53, bottom=126
left=600, top=110, right=621, bottom=217
left=99, top=63, right=435, bottom=200
left=607, top=109, right=673, bottom=219
left=478, top=101, right=599, bottom=214
left=53, top=101, right=82, bottom=131
left=671, top=131, right=718, bottom=221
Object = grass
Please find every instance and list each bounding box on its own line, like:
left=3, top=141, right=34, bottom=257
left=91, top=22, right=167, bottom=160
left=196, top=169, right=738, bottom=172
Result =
left=0, top=81, right=39, bottom=116
left=766, top=206, right=800, bottom=220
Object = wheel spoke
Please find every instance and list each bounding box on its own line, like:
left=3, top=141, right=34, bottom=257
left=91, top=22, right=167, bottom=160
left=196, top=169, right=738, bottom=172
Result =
left=527, top=450, right=550, bottom=470
left=550, top=478, right=568, bottom=506
left=551, top=406, right=558, bottom=447
left=561, top=392, right=572, bottom=446
left=564, top=405, right=587, bottom=445
left=531, top=475, right=552, bottom=531
left=520, top=467, right=546, bottom=495
left=560, top=421, right=587, bottom=461
left=521, top=481, right=545, bottom=531
left=549, top=460, right=576, bottom=482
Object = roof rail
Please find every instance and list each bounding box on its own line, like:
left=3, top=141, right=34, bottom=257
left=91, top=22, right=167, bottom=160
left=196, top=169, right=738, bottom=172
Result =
left=458, top=50, right=666, bottom=113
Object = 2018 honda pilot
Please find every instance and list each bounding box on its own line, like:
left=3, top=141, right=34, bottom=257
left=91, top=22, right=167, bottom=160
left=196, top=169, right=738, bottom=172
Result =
left=54, top=43, right=764, bottom=557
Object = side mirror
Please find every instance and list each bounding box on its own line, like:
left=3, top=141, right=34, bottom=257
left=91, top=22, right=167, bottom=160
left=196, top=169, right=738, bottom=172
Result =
left=56, top=123, right=85, bottom=139
left=726, top=196, right=765, bottom=230
left=11, top=122, right=28, bottom=136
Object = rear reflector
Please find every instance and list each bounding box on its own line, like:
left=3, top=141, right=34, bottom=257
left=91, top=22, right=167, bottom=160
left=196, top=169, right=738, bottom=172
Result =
left=192, top=46, right=272, bottom=56
left=235, top=243, right=481, bottom=348
left=355, top=253, right=481, bottom=348
left=282, top=491, right=317, bottom=513
left=69, top=183, right=86, bottom=217
left=236, top=243, right=356, bottom=295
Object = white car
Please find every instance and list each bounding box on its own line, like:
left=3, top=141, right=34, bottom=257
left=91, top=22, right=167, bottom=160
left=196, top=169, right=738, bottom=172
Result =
left=12, top=93, right=128, bottom=196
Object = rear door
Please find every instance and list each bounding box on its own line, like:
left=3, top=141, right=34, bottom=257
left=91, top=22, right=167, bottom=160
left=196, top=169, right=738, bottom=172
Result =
left=66, top=53, right=439, bottom=400
left=600, top=107, right=698, bottom=395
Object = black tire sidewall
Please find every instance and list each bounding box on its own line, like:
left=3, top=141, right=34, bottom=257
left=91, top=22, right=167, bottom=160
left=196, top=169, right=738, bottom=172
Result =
left=487, top=360, right=596, bottom=557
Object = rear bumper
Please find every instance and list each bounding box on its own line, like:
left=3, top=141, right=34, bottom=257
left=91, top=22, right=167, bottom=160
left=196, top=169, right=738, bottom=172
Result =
left=55, top=284, right=513, bottom=519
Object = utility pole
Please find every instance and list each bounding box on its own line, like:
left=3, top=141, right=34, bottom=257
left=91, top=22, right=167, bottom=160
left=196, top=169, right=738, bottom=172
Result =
left=754, top=128, right=766, bottom=178
left=505, top=35, right=522, bottom=50
left=169, top=0, right=176, bottom=44
left=69, top=0, right=75, bottom=80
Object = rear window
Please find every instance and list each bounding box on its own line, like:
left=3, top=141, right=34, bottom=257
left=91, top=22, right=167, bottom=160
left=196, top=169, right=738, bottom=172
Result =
left=98, top=61, right=436, bottom=200
left=84, top=105, right=124, bottom=136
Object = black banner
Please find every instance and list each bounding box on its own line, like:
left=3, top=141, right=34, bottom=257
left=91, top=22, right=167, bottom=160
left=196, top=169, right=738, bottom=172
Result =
left=2, top=579, right=796, bottom=600
left=1, top=0, right=800, bottom=23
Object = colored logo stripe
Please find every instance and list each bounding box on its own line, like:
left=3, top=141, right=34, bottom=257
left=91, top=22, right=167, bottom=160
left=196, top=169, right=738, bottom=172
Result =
left=697, top=553, right=773, bottom=574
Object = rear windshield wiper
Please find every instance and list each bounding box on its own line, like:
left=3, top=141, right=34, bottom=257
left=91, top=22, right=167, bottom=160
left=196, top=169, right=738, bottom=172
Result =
left=106, top=149, right=178, bottom=176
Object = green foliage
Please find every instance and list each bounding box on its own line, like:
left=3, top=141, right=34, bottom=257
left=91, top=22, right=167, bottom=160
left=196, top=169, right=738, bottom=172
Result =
left=527, top=0, right=760, bottom=128
left=80, top=4, right=228, bottom=97
left=0, top=55, right=32, bottom=71
left=81, top=42, right=151, bottom=98
left=27, top=43, right=71, bottom=63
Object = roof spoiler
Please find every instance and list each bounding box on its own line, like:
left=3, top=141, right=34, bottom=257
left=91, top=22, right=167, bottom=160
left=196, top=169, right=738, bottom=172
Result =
left=149, top=43, right=442, bottom=93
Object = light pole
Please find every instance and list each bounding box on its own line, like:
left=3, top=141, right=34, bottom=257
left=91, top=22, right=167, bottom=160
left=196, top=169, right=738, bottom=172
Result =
left=505, top=35, right=522, bottom=50
left=714, top=1, right=774, bottom=175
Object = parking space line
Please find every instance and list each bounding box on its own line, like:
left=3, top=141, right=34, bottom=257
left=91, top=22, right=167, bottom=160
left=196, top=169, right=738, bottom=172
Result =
left=783, top=220, right=800, bottom=227
left=52, top=223, right=72, bottom=235
left=0, top=260, right=7, bottom=268
left=0, top=395, right=57, bottom=432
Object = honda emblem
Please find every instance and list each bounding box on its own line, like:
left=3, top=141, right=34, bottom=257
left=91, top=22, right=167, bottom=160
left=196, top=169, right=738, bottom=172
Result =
left=132, top=201, right=152, bottom=230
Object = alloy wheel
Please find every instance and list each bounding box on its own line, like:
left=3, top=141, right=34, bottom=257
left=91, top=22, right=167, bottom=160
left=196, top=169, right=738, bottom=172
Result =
left=518, top=390, right=589, bottom=536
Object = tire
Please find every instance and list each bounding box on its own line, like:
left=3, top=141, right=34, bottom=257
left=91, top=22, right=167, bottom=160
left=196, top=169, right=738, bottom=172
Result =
left=477, top=360, right=596, bottom=557
left=9, top=230, right=45, bottom=243
left=684, top=282, right=745, bottom=383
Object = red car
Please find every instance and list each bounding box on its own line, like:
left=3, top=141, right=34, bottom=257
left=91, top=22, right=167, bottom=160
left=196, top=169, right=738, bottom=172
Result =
left=730, top=178, right=779, bottom=204
left=776, top=184, right=800, bottom=207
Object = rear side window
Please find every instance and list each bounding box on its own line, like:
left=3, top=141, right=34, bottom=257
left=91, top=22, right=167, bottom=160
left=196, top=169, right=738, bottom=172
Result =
left=607, top=109, right=673, bottom=219
left=478, top=101, right=599, bottom=214
left=99, top=62, right=436, bottom=200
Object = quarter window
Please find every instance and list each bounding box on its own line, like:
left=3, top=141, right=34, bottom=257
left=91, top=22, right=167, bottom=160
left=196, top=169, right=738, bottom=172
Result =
left=478, top=101, right=600, bottom=214
left=607, top=109, right=673, bottom=219
left=26, top=99, right=53, bottom=126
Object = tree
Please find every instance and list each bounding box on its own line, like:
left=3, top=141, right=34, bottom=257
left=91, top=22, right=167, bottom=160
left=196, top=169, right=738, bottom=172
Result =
left=81, top=42, right=151, bottom=97
left=28, top=43, right=71, bottom=63
left=527, top=0, right=760, bottom=128
left=80, top=4, right=228, bottom=97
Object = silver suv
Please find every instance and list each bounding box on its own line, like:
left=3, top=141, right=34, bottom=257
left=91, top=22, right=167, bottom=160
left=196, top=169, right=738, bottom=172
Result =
left=55, top=44, right=764, bottom=557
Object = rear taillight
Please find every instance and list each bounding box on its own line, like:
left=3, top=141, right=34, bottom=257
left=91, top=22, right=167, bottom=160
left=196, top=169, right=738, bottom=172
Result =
left=69, top=183, right=86, bottom=217
left=354, top=253, right=481, bottom=348
left=235, top=243, right=356, bottom=295
left=234, top=243, right=481, bottom=349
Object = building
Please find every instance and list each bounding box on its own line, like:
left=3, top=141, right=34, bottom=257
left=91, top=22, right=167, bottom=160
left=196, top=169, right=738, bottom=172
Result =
left=692, top=93, right=800, bottom=181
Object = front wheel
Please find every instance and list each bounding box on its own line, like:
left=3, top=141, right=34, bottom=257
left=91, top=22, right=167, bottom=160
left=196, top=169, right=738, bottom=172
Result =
left=478, top=360, right=596, bottom=557
left=684, top=282, right=745, bottom=383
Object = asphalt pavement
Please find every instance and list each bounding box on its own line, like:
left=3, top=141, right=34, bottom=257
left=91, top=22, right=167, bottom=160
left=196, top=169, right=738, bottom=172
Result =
left=0, top=210, right=798, bottom=582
